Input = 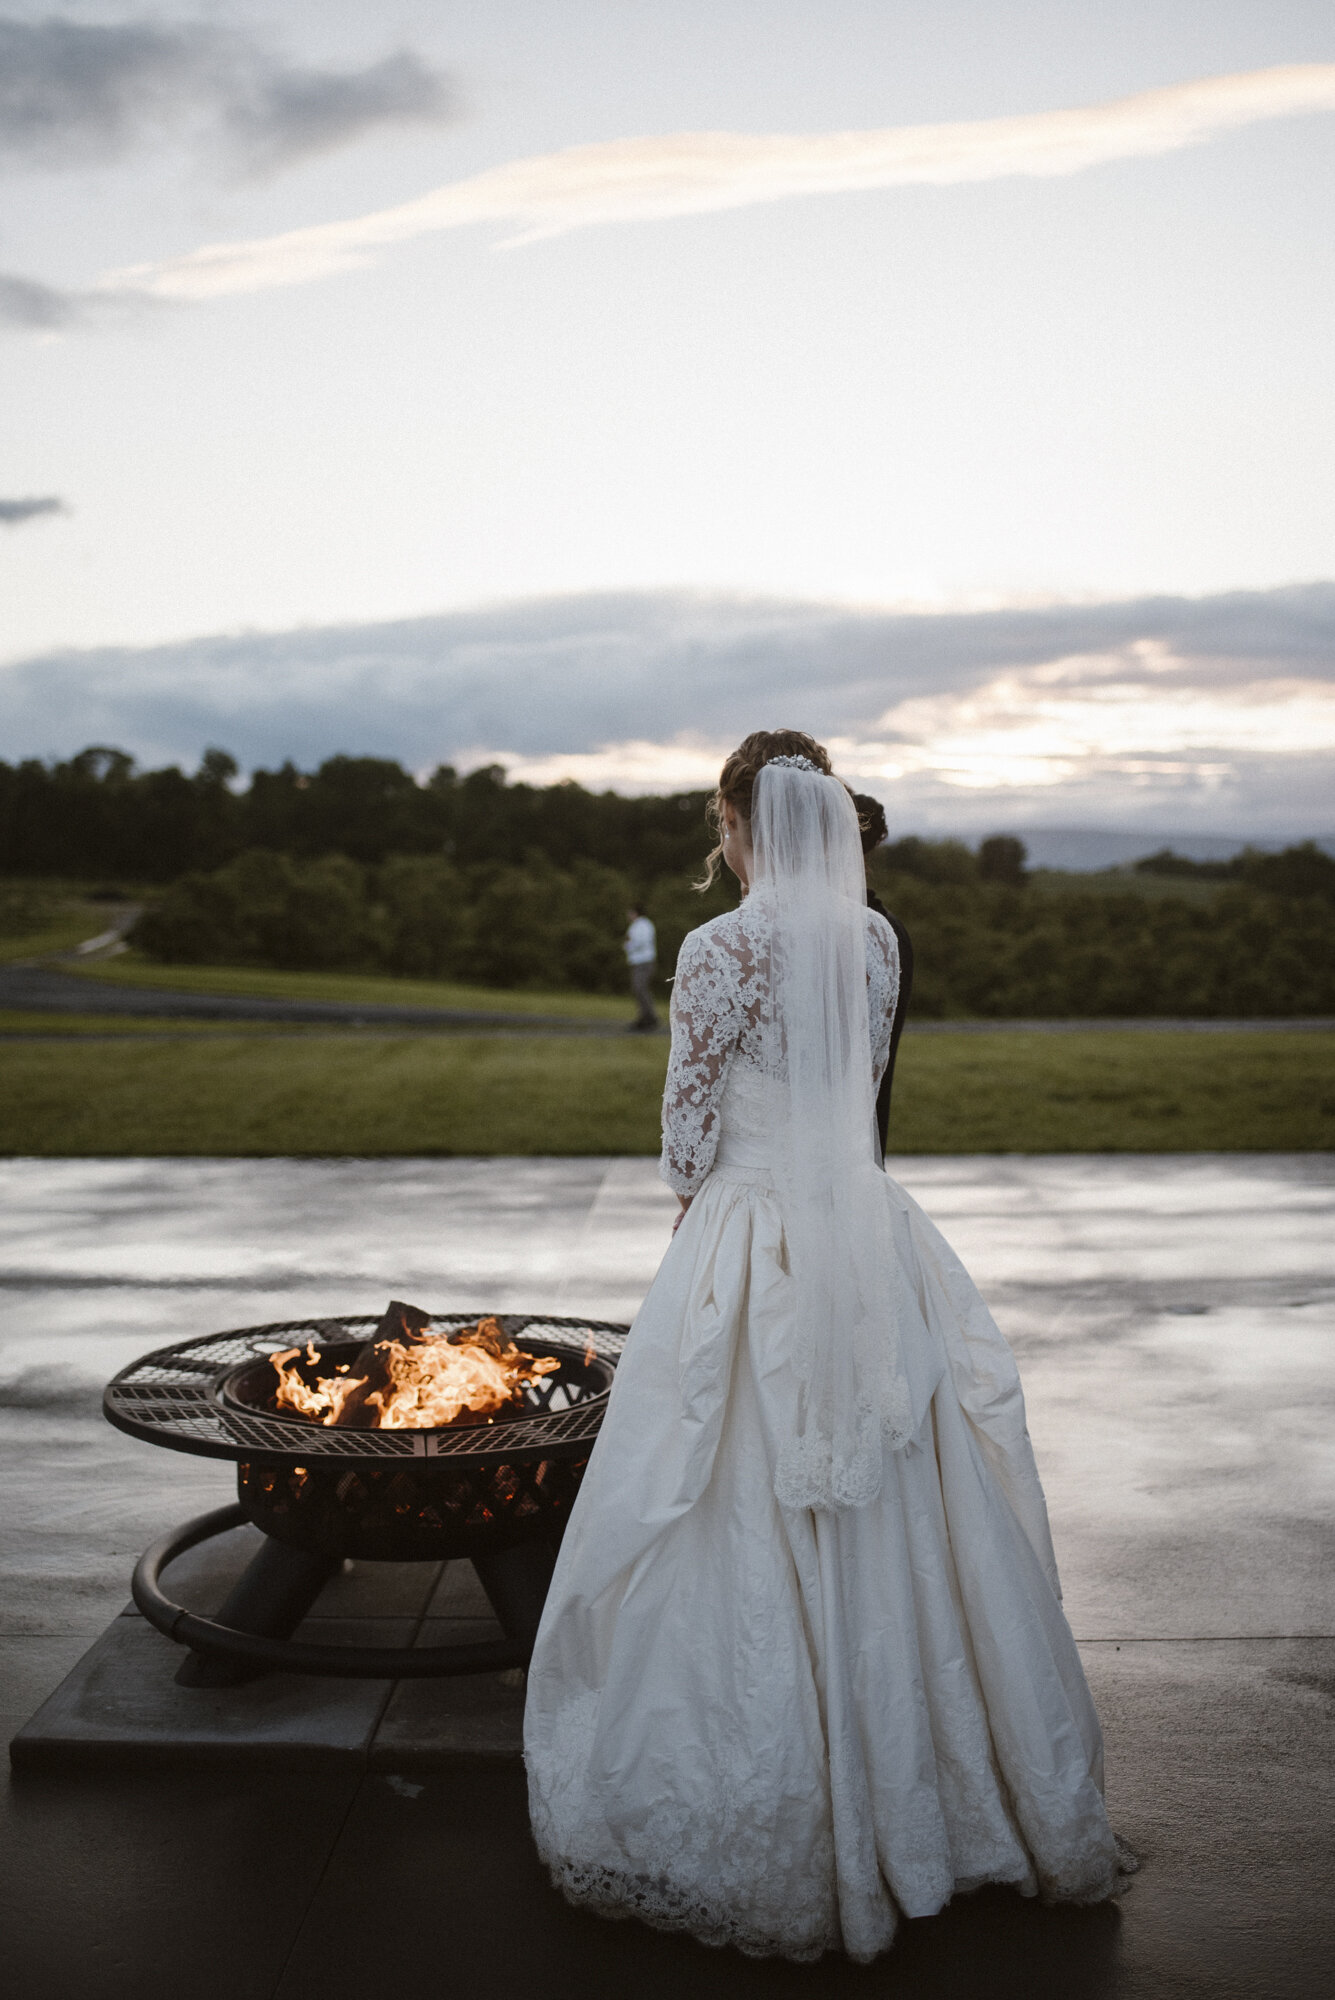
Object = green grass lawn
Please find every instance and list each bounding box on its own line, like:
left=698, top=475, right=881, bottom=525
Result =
left=0, top=1010, right=319, bottom=1037
left=894, top=1031, right=1335, bottom=1152
left=61, top=953, right=634, bottom=1020
left=1, top=1029, right=1329, bottom=1156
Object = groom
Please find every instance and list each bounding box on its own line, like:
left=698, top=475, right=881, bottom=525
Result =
left=852, top=794, right=913, bottom=1157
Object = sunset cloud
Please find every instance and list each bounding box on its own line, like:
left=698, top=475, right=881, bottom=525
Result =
left=846, top=644, right=1335, bottom=795
left=472, top=649, right=1335, bottom=812
left=97, top=63, right=1335, bottom=305
left=3, top=583, right=1332, bottom=840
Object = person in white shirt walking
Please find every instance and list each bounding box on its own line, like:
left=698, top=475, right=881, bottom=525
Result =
left=624, top=905, right=660, bottom=1032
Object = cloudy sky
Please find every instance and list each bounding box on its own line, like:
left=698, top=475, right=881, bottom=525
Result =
left=2, top=1, right=1334, bottom=840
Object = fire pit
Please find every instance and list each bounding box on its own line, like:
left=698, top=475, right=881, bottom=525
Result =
left=104, top=1306, right=626, bottom=1686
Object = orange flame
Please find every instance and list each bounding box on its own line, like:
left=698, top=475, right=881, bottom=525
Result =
left=270, top=1317, right=558, bottom=1429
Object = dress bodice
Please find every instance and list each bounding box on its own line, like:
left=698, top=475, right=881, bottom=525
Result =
left=712, top=1059, right=786, bottom=1171
left=659, top=896, right=899, bottom=1196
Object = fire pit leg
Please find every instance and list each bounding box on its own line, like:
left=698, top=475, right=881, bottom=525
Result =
left=471, top=1540, right=557, bottom=1653
left=174, top=1536, right=340, bottom=1688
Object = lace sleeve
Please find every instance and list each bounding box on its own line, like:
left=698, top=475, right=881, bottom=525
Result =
left=658, top=926, right=742, bottom=1198
left=867, top=912, right=900, bottom=1090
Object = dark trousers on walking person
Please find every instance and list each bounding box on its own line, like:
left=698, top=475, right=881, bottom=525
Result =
left=630, top=961, right=659, bottom=1031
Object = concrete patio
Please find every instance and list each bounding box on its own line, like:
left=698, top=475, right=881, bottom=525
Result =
left=2, top=1153, right=1332, bottom=1999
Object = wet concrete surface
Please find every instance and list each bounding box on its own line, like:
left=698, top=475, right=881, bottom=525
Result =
left=1, top=1154, right=1332, bottom=1997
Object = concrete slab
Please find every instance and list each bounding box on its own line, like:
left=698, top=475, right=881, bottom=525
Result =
left=264, top=1642, right=1335, bottom=2000
left=554, top=1153, right=682, bottom=1321
left=1086, top=1638, right=1335, bottom=2000
left=1, top=1156, right=1331, bottom=1996
left=371, top=1646, right=525, bottom=1767
left=879, top=1154, right=1335, bottom=1645
left=8, top=1529, right=520, bottom=1772
left=6, top=1514, right=527, bottom=1772
left=9, top=1614, right=411, bottom=1771
left=1003, top=1289, right=1334, bottom=1640
left=2, top=1765, right=361, bottom=2000
left=0, top=1633, right=102, bottom=1748
left=426, top=1557, right=501, bottom=1619
left=896, top=1152, right=1335, bottom=1289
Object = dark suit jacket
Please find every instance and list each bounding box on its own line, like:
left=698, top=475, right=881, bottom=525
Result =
left=867, top=889, right=913, bottom=1157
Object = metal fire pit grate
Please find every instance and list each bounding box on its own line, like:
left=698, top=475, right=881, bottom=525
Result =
left=104, top=1313, right=627, bottom=1466
left=108, top=1312, right=629, bottom=1682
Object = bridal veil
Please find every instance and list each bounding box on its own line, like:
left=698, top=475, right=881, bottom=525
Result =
left=751, top=756, right=918, bottom=1509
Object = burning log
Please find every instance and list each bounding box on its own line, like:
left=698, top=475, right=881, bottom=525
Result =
left=270, top=1303, right=560, bottom=1430
left=329, top=1299, right=433, bottom=1429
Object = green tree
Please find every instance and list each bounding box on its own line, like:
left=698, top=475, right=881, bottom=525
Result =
left=977, top=835, right=1028, bottom=887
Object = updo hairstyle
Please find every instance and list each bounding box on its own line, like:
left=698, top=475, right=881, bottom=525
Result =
left=849, top=791, right=888, bottom=856
left=695, top=729, right=833, bottom=890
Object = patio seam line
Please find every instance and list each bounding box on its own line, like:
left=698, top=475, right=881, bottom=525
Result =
left=264, top=1567, right=489, bottom=1999
left=1073, top=1632, right=1334, bottom=1643
left=266, top=1774, right=369, bottom=2000
left=552, top=1158, right=616, bottom=1314
left=362, top=1560, right=443, bottom=1765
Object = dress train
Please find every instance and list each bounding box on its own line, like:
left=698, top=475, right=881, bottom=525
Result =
left=524, top=1166, right=1121, bottom=1963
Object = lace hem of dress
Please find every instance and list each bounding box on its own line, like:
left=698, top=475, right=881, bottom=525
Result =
left=538, top=1853, right=841, bottom=1963
left=528, top=1683, right=1130, bottom=1969
left=533, top=1817, right=1134, bottom=1965
left=527, top=1690, right=847, bottom=1960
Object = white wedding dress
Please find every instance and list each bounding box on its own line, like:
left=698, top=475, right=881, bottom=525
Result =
left=524, top=893, right=1122, bottom=1964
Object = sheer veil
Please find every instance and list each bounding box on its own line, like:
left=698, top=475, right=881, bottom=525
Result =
left=751, top=758, right=914, bottom=1511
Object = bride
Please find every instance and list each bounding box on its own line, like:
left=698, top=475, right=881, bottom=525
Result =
left=524, top=729, right=1126, bottom=1963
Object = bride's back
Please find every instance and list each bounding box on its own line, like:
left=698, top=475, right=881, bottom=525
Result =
left=670, top=896, right=900, bottom=1178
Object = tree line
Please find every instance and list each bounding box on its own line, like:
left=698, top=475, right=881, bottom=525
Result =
left=866, top=858, right=1335, bottom=1019
left=5, top=747, right=1333, bottom=1015
left=0, top=747, right=715, bottom=882
left=133, top=848, right=737, bottom=994
left=130, top=837, right=1335, bottom=1016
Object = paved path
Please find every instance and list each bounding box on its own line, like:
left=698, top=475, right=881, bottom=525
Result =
left=3, top=961, right=1331, bottom=1036
left=0, top=962, right=622, bottom=1033
left=2, top=1155, right=1331, bottom=1997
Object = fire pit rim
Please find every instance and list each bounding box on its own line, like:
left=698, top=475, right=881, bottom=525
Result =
left=218, top=1333, right=616, bottom=1437
left=103, top=1311, right=628, bottom=1467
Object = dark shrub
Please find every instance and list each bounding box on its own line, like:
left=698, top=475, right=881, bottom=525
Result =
left=377, top=856, right=468, bottom=978
left=977, top=836, right=1028, bottom=886
left=133, top=850, right=375, bottom=970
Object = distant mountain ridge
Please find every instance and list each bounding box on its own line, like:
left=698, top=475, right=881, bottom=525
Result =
left=2, top=582, right=1331, bottom=848
left=987, top=827, right=1335, bottom=874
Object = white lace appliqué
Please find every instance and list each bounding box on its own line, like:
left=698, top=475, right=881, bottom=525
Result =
left=528, top=1692, right=842, bottom=1960
left=659, top=903, right=898, bottom=1198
